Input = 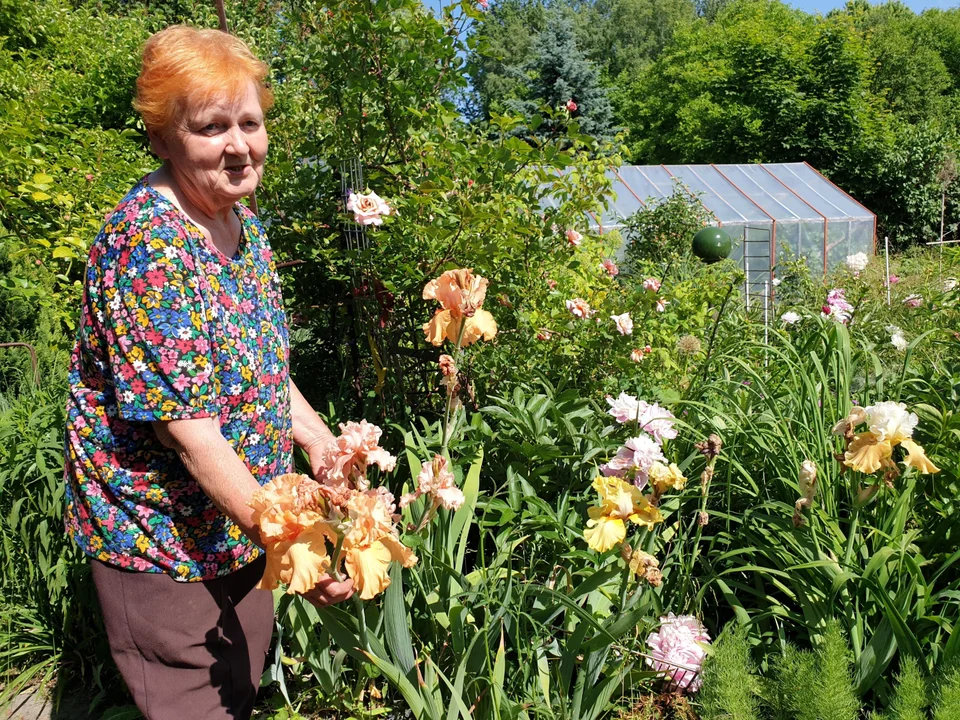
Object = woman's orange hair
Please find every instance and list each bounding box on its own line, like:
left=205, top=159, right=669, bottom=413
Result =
left=134, top=25, right=274, bottom=135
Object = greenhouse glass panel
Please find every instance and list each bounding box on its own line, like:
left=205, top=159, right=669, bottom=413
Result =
left=607, top=170, right=647, bottom=221
left=764, top=164, right=861, bottom=220
left=615, top=166, right=664, bottom=203
left=666, top=165, right=758, bottom=225
left=638, top=165, right=678, bottom=198
left=775, top=221, right=801, bottom=266
left=850, top=219, right=874, bottom=256
left=826, top=220, right=851, bottom=268
left=714, top=164, right=815, bottom=221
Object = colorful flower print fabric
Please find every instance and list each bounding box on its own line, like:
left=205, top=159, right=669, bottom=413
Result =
left=64, top=178, right=294, bottom=581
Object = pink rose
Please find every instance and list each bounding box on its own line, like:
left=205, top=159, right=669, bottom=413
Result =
left=601, top=258, right=619, bottom=277
left=565, top=298, right=594, bottom=319
left=643, top=277, right=661, bottom=292
left=566, top=99, right=578, bottom=112
left=565, top=229, right=582, bottom=247
left=346, top=190, right=394, bottom=226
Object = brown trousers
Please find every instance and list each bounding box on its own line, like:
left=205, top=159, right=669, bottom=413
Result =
left=91, top=557, right=275, bottom=720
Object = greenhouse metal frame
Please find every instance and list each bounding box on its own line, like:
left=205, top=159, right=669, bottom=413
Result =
left=558, top=162, right=877, bottom=301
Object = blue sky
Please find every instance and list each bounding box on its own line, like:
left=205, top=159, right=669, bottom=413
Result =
left=426, top=0, right=957, bottom=16
left=790, top=0, right=955, bottom=11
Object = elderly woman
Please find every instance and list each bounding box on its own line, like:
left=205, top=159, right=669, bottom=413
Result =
left=62, top=26, right=352, bottom=719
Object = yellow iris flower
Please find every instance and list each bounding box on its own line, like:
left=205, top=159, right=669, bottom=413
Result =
left=839, top=402, right=940, bottom=475
left=584, top=476, right=663, bottom=553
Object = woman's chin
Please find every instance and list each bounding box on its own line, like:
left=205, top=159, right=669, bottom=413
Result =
left=217, top=177, right=259, bottom=202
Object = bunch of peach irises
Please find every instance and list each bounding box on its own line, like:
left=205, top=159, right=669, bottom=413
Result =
left=248, top=269, right=497, bottom=600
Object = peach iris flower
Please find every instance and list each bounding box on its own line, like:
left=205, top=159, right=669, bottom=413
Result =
left=250, top=474, right=338, bottom=594
left=422, top=268, right=498, bottom=347
left=584, top=476, right=663, bottom=552
left=342, top=490, right=418, bottom=599
left=399, top=454, right=465, bottom=511
left=321, top=420, right=397, bottom=489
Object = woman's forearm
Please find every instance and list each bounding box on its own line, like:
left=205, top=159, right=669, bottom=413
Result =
left=289, top=378, right=336, bottom=452
left=153, top=417, right=264, bottom=546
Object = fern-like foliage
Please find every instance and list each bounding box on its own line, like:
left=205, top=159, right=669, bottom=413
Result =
left=888, top=656, right=928, bottom=720
left=699, top=624, right=761, bottom=720
left=933, top=664, right=960, bottom=720
left=807, top=621, right=862, bottom=720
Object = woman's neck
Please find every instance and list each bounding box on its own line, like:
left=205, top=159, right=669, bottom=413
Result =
left=148, top=164, right=235, bottom=229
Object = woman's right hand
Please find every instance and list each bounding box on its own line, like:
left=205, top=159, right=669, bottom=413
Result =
left=301, top=576, right=355, bottom=608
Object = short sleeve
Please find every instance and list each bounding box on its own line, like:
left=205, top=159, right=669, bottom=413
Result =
left=96, top=220, right=218, bottom=422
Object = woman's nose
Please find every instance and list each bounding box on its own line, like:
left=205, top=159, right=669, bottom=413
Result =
left=224, top=125, right=249, bottom=156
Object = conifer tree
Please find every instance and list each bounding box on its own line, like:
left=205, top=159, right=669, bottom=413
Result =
left=509, top=10, right=615, bottom=140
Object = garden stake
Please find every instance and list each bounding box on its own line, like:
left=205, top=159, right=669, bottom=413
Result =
left=885, top=236, right=891, bottom=306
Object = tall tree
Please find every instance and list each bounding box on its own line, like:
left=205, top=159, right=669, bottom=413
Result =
left=508, top=9, right=615, bottom=139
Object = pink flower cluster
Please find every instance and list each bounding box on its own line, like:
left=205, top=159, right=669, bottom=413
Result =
left=601, top=258, right=619, bottom=277
left=821, top=288, right=853, bottom=324
left=601, top=434, right=665, bottom=487
left=399, top=454, right=464, bottom=511
left=606, top=393, right=677, bottom=444
left=646, top=614, right=711, bottom=693
left=602, top=393, right=678, bottom=486
left=321, top=420, right=397, bottom=490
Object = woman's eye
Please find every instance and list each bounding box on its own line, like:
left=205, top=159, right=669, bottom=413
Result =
left=202, top=123, right=220, bottom=132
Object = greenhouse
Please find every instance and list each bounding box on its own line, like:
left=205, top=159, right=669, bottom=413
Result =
left=566, top=162, right=877, bottom=303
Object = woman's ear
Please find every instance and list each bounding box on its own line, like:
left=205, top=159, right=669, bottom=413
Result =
left=147, top=127, right=171, bottom=160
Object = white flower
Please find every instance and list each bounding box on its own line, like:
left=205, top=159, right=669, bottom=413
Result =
left=611, top=312, right=633, bottom=335
left=865, top=401, right=918, bottom=443
left=903, top=294, right=923, bottom=308
left=781, top=311, right=800, bottom=325
left=655, top=297, right=669, bottom=313
left=891, top=333, right=908, bottom=352
left=845, top=252, right=869, bottom=273
left=772, top=277, right=782, bottom=287
left=944, top=277, right=957, bottom=292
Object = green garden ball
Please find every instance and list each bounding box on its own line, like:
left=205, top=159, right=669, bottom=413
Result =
left=692, top=227, right=732, bottom=263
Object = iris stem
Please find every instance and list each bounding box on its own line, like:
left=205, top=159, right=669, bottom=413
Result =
left=441, top=320, right=468, bottom=455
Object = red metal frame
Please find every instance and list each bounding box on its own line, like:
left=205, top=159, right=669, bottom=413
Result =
left=805, top=162, right=877, bottom=257
left=759, top=165, right=830, bottom=276
left=712, top=164, right=778, bottom=279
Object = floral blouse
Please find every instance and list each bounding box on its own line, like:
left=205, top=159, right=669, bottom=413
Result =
left=64, top=178, right=293, bottom=581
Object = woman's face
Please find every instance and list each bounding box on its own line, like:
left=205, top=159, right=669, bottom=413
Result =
left=152, top=80, right=267, bottom=214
